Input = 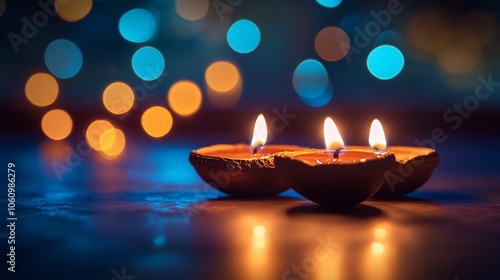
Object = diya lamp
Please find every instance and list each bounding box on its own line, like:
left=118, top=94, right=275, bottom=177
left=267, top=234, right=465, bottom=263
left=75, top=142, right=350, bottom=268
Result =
left=189, top=114, right=309, bottom=197
left=351, top=119, right=439, bottom=197
left=275, top=118, right=396, bottom=208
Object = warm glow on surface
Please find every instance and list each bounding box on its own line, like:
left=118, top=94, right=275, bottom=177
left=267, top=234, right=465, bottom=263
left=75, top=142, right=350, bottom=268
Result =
left=175, top=0, right=209, bottom=21
left=25, top=73, right=59, bottom=107
left=205, top=61, right=240, bottom=93
left=374, top=228, right=387, bottom=239
left=315, top=26, right=350, bottom=61
left=141, top=106, right=173, bottom=138
left=372, top=242, right=385, bottom=255
left=324, top=117, right=344, bottom=150
left=250, top=114, right=268, bottom=153
left=253, top=225, right=266, bottom=238
left=41, top=109, right=73, bottom=140
left=86, top=120, right=116, bottom=151
left=369, top=119, right=387, bottom=150
left=168, top=80, right=203, bottom=116
left=101, top=128, right=126, bottom=158
left=102, top=82, right=135, bottom=115
left=55, top=0, right=92, bottom=22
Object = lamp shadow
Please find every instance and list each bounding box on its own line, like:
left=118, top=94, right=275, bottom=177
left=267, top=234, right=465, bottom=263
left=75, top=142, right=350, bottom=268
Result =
left=370, top=190, right=484, bottom=204
left=286, top=203, right=385, bottom=219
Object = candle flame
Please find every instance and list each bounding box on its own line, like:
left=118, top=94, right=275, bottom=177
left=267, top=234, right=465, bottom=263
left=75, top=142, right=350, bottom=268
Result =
left=369, top=119, right=387, bottom=150
left=250, top=114, right=267, bottom=153
left=324, top=117, right=345, bottom=150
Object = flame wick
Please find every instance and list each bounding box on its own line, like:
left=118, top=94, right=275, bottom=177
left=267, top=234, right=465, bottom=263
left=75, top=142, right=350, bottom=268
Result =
left=333, top=148, right=341, bottom=159
left=252, top=144, right=263, bottom=155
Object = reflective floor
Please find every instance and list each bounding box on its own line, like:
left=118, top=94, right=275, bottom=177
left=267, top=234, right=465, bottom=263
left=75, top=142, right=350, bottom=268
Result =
left=1, top=134, right=500, bottom=280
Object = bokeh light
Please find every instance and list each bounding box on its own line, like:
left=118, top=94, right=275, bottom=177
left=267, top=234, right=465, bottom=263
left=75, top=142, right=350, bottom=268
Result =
left=227, top=19, right=261, bottom=54
left=86, top=120, right=116, bottom=151
left=367, top=45, right=404, bottom=80
left=316, top=0, right=342, bottom=8
left=141, top=106, right=173, bottom=138
left=300, top=81, right=333, bottom=107
left=55, top=0, right=93, bottom=22
left=119, top=8, right=156, bottom=43
left=207, top=78, right=242, bottom=108
left=132, top=46, right=165, bottom=81
left=205, top=61, right=240, bottom=93
left=175, top=0, right=209, bottom=21
left=41, top=109, right=73, bottom=140
left=293, top=59, right=329, bottom=99
left=25, top=73, right=59, bottom=107
left=101, top=128, right=126, bottom=159
left=167, top=80, right=203, bottom=116
left=436, top=36, right=480, bottom=75
left=408, top=9, right=452, bottom=52
left=44, top=39, right=83, bottom=79
left=102, top=82, right=135, bottom=115
left=374, top=30, right=404, bottom=48
left=460, top=10, right=496, bottom=47
left=315, top=26, right=350, bottom=62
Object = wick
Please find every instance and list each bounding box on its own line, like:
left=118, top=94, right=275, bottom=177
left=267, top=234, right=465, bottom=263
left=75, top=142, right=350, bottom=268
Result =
left=333, top=148, right=341, bottom=159
left=373, top=146, right=379, bottom=151
left=252, top=144, right=263, bottom=155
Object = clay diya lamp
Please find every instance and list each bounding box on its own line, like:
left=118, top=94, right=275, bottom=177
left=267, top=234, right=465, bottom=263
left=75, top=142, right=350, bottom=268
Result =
left=275, top=118, right=395, bottom=208
left=189, top=114, right=309, bottom=197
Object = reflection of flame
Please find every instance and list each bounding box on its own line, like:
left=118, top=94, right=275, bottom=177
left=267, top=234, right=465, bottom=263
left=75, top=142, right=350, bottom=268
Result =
left=374, top=228, right=387, bottom=239
left=372, top=242, right=385, bottom=255
left=250, top=114, right=267, bottom=153
left=253, top=225, right=266, bottom=238
left=369, top=119, right=387, bottom=150
left=324, top=117, right=344, bottom=150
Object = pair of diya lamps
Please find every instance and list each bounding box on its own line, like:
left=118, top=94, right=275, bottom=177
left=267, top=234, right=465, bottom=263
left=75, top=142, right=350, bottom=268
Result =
left=189, top=115, right=439, bottom=208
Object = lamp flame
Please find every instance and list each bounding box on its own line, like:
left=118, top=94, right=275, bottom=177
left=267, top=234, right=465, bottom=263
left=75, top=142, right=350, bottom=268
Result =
left=369, top=119, right=387, bottom=150
left=250, top=114, right=267, bottom=153
left=324, top=117, right=345, bottom=150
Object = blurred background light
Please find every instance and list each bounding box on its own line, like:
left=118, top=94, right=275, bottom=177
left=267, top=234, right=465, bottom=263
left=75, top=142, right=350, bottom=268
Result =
left=435, top=33, right=481, bottom=75
left=371, top=242, right=385, bottom=255
left=227, top=19, right=261, bottom=54
left=205, top=61, right=241, bottom=93
left=315, top=26, right=350, bottom=62
left=25, top=73, right=59, bottom=107
left=55, top=0, right=93, bottom=22
left=316, top=0, right=342, bottom=8
left=175, top=0, right=209, bottom=21
left=119, top=8, right=156, bottom=43
left=100, top=128, right=126, bottom=159
left=131, top=46, right=165, bottom=81
left=167, top=80, right=203, bottom=116
left=300, top=81, right=333, bottom=107
left=44, top=39, right=83, bottom=79
left=102, top=82, right=135, bottom=115
left=374, top=30, right=404, bottom=48
left=141, top=106, right=173, bottom=138
left=293, top=59, right=329, bottom=99
left=407, top=9, right=452, bottom=52
left=41, top=109, right=73, bottom=140
left=86, top=120, right=116, bottom=151
left=459, top=10, right=496, bottom=48
left=207, top=78, right=242, bottom=108
left=367, top=45, right=404, bottom=80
